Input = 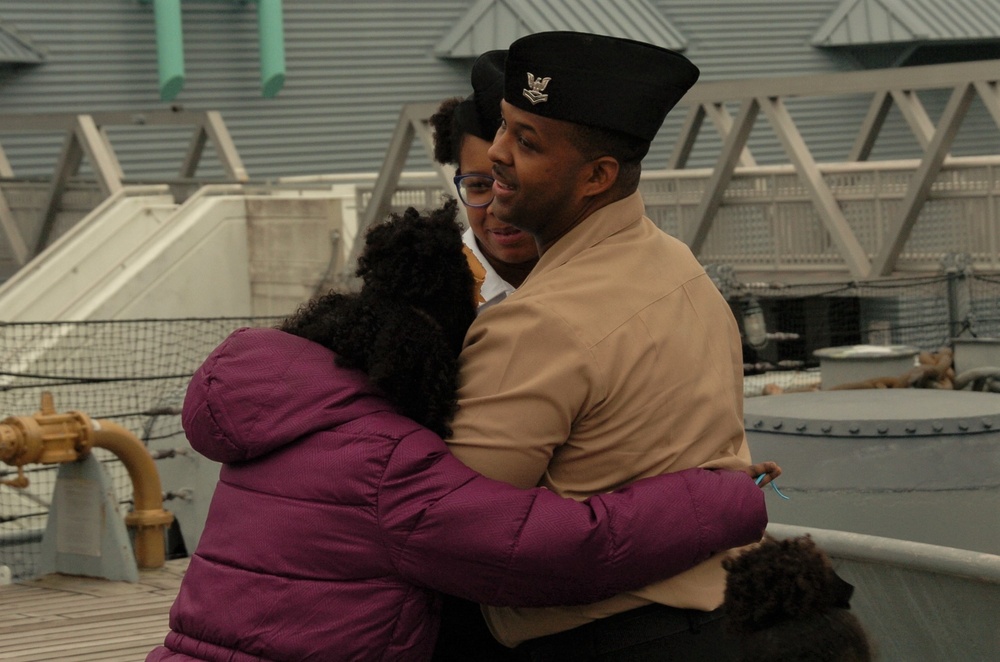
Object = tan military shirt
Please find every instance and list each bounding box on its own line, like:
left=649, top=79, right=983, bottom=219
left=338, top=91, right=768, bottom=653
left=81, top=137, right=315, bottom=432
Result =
left=447, top=192, right=752, bottom=647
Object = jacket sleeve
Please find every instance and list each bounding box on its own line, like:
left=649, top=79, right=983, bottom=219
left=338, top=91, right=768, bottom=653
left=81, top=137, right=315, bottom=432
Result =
left=378, top=429, right=766, bottom=608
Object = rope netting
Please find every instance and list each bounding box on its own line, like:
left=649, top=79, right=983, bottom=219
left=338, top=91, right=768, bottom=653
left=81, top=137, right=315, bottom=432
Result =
left=0, top=316, right=280, bottom=580
left=4, top=272, right=1000, bottom=579
left=734, top=273, right=1000, bottom=394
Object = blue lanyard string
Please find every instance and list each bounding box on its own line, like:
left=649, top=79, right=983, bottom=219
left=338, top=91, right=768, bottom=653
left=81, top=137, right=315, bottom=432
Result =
left=755, top=473, right=790, bottom=499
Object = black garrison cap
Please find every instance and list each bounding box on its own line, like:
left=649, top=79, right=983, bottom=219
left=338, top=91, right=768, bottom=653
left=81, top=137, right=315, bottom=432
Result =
left=455, top=49, right=507, bottom=142
left=502, top=31, right=699, bottom=144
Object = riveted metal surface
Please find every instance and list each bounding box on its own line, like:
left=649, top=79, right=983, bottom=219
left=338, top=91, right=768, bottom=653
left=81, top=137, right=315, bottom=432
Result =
left=743, top=389, right=1000, bottom=438
left=744, top=389, right=1000, bottom=554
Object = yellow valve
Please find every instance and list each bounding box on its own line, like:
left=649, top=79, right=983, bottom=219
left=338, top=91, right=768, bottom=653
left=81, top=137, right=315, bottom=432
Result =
left=0, top=392, right=93, bottom=475
left=0, top=416, right=27, bottom=487
left=0, top=392, right=174, bottom=569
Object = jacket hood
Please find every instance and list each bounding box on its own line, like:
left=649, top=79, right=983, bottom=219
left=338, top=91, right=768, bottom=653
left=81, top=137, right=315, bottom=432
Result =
left=182, top=327, right=388, bottom=463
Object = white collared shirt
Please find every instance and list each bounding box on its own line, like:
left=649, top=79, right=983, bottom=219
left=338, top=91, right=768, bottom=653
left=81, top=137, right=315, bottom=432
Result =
left=462, top=227, right=516, bottom=313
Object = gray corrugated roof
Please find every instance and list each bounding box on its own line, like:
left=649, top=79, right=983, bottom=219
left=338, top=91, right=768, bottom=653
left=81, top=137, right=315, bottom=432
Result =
left=434, top=0, right=687, bottom=58
left=2, top=0, right=997, bottom=180
left=0, top=20, right=45, bottom=63
left=812, top=0, right=1000, bottom=47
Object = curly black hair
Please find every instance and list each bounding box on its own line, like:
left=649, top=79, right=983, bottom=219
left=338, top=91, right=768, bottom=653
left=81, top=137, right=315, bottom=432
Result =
left=279, top=200, right=476, bottom=438
left=429, top=96, right=463, bottom=166
left=723, top=536, right=873, bottom=662
left=430, top=51, right=505, bottom=167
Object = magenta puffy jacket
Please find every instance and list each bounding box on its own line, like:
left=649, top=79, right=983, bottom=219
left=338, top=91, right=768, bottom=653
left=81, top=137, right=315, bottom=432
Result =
left=147, top=328, right=766, bottom=662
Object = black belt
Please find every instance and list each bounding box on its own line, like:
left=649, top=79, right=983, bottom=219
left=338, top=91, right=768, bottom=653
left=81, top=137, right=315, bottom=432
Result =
left=514, top=603, right=725, bottom=661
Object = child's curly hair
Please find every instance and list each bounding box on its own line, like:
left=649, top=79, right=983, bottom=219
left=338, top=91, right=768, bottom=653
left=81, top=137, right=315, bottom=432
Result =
left=723, top=536, right=873, bottom=662
left=279, top=199, right=476, bottom=438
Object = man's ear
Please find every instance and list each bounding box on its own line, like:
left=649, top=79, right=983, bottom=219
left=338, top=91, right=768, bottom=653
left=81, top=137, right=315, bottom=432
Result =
left=581, top=156, right=619, bottom=197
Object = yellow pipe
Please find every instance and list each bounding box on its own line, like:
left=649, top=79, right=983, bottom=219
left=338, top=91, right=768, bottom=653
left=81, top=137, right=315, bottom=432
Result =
left=91, top=418, right=174, bottom=569
left=0, top=393, right=174, bottom=569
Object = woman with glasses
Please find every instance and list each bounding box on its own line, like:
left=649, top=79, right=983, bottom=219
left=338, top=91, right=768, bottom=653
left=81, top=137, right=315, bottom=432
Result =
left=428, top=49, right=541, bottom=660
left=430, top=50, right=538, bottom=311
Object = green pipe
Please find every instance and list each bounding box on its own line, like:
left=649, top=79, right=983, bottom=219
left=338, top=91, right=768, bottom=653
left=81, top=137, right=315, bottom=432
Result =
left=257, top=0, right=286, bottom=98
left=153, top=0, right=185, bottom=101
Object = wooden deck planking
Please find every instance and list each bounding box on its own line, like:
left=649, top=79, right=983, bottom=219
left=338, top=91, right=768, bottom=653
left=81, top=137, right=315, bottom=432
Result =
left=0, top=558, right=186, bottom=661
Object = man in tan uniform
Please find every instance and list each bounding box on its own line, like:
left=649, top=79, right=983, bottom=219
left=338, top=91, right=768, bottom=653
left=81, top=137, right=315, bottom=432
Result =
left=444, top=32, right=758, bottom=660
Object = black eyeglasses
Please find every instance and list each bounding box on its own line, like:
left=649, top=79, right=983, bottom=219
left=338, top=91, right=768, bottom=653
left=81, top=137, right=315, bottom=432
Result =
left=453, top=174, right=495, bottom=208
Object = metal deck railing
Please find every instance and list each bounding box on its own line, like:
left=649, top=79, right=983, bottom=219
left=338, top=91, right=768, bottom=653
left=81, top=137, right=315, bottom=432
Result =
left=364, top=58, right=1000, bottom=283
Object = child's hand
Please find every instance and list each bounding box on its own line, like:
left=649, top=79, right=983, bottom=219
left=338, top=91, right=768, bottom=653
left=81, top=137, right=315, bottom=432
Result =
left=744, top=461, right=781, bottom=487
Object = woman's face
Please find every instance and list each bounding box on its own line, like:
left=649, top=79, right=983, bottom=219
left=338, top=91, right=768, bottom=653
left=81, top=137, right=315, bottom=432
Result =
left=458, top=135, right=538, bottom=267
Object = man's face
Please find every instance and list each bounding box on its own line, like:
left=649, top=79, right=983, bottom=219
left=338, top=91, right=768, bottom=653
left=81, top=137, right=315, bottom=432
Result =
left=488, top=100, right=593, bottom=248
